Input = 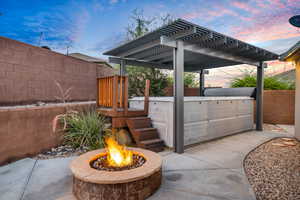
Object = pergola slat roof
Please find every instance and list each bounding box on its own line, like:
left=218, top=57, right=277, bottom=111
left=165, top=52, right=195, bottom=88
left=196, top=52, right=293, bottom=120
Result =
left=104, top=18, right=278, bottom=71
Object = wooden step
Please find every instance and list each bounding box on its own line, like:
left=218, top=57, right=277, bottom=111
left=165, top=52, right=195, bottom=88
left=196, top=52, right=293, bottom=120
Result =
left=140, top=139, right=165, bottom=152
left=132, top=128, right=159, bottom=141
left=126, top=117, right=164, bottom=152
left=140, top=138, right=164, bottom=146
left=126, top=117, right=152, bottom=129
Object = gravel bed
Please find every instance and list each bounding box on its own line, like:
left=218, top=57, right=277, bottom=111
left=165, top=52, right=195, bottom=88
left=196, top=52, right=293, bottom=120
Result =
left=244, top=137, right=300, bottom=200
left=34, top=145, right=89, bottom=159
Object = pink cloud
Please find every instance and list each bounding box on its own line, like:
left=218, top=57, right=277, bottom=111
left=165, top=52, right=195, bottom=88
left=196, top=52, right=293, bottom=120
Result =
left=232, top=13, right=300, bottom=42
left=240, top=16, right=252, bottom=22
left=268, top=0, right=286, bottom=8
left=182, top=12, right=203, bottom=20
left=69, top=9, right=90, bottom=42
left=181, top=0, right=300, bottom=44
left=206, top=7, right=238, bottom=18
left=182, top=4, right=239, bottom=21
left=232, top=1, right=260, bottom=14
left=287, top=0, right=300, bottom=6
left=254, top=0, right=269, bottom=8
left=181, top=1, right=262, bottom=22
left=254, top=0, right=294, bottom=9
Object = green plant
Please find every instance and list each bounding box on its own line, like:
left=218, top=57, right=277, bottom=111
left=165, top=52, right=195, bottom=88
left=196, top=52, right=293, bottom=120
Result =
left=231, top=74, right=295, bottom=90
left=53, top=109, right=107, bottom=150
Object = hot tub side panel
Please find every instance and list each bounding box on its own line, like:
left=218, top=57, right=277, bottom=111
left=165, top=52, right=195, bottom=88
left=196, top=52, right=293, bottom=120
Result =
left=130, top=98, right=254, bottom=148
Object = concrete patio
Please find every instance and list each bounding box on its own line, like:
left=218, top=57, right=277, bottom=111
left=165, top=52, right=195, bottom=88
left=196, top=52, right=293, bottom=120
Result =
left=0, top=127, right=293, bottom=200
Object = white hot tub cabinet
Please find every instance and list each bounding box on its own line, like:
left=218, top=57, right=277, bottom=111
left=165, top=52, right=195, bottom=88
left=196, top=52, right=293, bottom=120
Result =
left=129, top=96, right=254, bottom=147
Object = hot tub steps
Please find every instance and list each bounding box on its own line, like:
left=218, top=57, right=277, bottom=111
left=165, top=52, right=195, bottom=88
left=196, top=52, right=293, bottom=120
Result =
left=140, top=139, right=165, bottom=152
left=126, top=117, right=164, bottom=152
left=134, top=128, right=159, bottom=141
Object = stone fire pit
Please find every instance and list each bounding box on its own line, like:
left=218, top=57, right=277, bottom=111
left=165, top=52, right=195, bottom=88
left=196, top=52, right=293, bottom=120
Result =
left=70, top=147, right=162, bottom=200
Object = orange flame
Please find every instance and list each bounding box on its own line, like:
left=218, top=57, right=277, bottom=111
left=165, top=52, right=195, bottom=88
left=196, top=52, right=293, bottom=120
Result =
left=105, top=137, right=133, bottom=167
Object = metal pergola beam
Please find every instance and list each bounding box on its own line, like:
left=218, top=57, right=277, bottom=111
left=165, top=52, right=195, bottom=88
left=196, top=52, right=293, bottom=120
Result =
left=192, top=32, right=214, bottom=43
left=160, top=36, right=260, bottom=66
left=146, top=51, right=173, bottom=62
left=109, top=57, right=171, bottom=69
left=110, top=56, right=223, bottom=72
left=170, top=26, right=197, bottom=40
left=119, top=39, right=161, bottom=57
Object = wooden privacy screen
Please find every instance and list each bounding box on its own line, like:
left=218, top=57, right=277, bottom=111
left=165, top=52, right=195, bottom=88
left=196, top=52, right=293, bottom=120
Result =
left=97, top=75, right=128, bottom=111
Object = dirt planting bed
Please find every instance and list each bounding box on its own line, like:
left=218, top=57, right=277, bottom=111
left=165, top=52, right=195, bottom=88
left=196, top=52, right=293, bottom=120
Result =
left=244, top=137, right=300, bottom=200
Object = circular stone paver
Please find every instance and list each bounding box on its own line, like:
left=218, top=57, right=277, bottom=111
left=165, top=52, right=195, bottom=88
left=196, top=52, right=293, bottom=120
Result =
left=70, top=148, right=162, bottom=200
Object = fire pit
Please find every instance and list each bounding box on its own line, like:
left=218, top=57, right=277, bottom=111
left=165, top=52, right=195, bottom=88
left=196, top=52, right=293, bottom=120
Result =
left=70, top=137, right=162, bottom=200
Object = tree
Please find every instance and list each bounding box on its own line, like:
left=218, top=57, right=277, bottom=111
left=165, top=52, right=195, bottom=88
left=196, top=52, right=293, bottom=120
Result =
left=126, top=9, right=154, bottom=41
left=126, top=9, right=174, bottom=41
left=127, top=66, right=169, bottom=97
left=183, top=73, right=199, bottom=88
left=167, top=72, right=199, bottom=88
left=125, top=9, right=173, bottom=96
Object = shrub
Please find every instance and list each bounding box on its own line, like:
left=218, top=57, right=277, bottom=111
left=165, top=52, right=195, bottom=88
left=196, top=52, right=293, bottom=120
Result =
left=231, top=74, right=295, bottom=90
left=55, top=110, right=107, bottom=150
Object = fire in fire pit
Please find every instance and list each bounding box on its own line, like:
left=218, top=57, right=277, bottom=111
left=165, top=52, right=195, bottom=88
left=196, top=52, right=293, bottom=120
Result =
left=90, top=137, right=146, bottom=171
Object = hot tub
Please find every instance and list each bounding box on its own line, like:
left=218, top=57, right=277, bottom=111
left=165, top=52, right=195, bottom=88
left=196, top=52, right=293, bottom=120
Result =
left=129, top=96, right=254, bottom=147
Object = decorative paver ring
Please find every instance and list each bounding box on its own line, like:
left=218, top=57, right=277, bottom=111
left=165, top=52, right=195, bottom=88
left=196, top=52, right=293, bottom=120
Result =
left=70, top=148, right=162, bottom=200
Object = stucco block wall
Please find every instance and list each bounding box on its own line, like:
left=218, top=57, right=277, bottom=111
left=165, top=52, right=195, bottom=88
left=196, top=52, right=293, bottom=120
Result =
left=164, top=86, right=200, bottom=96
left=261, top=90, right=295, bottom=125
left=0, top=102, right=95, bottom=165
left=0, top=37, right=115, bottom=106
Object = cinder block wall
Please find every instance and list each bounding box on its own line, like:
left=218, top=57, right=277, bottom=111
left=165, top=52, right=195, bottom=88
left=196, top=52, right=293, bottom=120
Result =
left=262, top=90, right=295, bottom=125
left=164, top=86, right=200, bottom=96
left=0, top=36, right=115, bottom=106
left=0, top=102, right=95, bottom=165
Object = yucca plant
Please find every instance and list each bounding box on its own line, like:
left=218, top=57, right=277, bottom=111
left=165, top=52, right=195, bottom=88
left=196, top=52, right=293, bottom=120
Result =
left=53, top=109, right=107, bottom=150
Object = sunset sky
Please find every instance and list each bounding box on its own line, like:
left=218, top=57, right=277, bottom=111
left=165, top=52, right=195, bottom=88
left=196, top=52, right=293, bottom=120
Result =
left=1, top=0, right=300, bottom=55
left=1, top=0, right=300, bottom=86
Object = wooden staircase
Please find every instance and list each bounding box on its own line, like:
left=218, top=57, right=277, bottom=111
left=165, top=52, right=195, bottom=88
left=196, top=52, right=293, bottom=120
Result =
left=126, top=117, right=164, bottom=152
left=96, top=75, right=164, bottom=152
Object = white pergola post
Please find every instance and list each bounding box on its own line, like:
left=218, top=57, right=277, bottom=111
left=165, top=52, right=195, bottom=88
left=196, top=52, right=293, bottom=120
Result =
left=295, top=60, right=300, bottom=140
left=173, top=41, right=184, bottom=153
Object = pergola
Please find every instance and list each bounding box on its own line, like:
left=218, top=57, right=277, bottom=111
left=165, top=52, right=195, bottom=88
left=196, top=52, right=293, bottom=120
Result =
left=104, top=19, right=279, bottom=153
